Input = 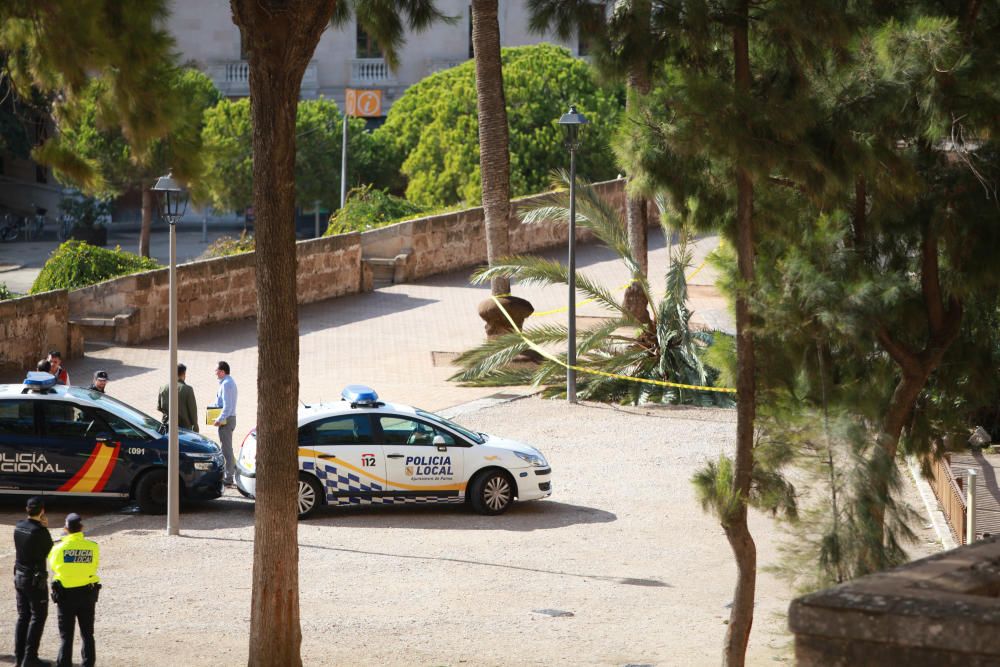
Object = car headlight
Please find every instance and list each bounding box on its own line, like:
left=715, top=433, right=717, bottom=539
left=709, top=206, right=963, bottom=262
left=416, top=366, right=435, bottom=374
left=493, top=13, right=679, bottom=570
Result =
left=184, top=452, right=216, bottom=460
left=515, top=451, right=547, bottom=467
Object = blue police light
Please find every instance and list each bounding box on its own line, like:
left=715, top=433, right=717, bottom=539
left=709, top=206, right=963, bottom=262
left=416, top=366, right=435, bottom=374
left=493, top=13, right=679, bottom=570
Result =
left=341, top=384, right=380, bottom=407
left=23, top=371, right=57, bottom=391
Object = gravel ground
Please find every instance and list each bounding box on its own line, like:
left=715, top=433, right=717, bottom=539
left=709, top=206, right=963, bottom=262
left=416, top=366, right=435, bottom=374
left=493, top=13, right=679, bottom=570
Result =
left=0, top=397, right=940, bottom=666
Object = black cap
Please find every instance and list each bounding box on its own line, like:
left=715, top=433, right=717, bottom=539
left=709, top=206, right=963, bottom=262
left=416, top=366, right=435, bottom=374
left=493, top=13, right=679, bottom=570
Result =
left=65, top=513, right=83, bottom=532
left=94, top=370, right=109, bottom=381
left=26, top=497, right=44, bottom=515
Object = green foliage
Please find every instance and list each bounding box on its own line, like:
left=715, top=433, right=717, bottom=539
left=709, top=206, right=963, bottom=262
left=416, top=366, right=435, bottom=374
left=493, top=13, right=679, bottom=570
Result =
left=691, top=453, right=797, bottom=529
left=203, top=232, right=256, bottom=258
left=377, top=44, right=623, bottom=207
left=324, top=185, right=427, bottom=235
left=36, top=67, right=220, bottom=196
left=31, top=241, right=160, bottom=294
left=200, top=97, right=390, bottom=212
left=58, top=193, right=111, bottom=230
left=1, top=0, right=178, bottom=155
left=450, top=175, right=730, bottom=405
left=0, top=283, right=16, bottom=301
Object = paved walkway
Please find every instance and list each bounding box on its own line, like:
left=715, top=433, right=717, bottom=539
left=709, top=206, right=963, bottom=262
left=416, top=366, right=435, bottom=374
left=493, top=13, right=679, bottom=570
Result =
left=0, top=227, right=728, bottom=434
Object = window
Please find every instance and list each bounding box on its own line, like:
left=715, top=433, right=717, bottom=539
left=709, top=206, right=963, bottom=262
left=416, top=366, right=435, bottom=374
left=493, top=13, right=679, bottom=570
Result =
left=313, top=415, right=374, bottom=446
left=578, top=26, right=592, bottom=57
left=0, top=400, right=35, bottom=436
left=468, top=6, right=474, bottom=59
left=356, top=24, right=382, bottom=58
left=96, top=409, right=148, bottom=440
left=378, top=416, right=455, bottom=447
left=42, top=403, right=101, bottom=439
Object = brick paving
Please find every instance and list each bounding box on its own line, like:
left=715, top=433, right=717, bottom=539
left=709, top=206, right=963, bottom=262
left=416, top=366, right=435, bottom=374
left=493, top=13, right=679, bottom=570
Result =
left=1, top=228, right=727, bottom=439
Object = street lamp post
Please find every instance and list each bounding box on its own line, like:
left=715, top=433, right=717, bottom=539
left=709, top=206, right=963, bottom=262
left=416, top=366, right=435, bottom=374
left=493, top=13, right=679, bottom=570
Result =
left=152, top=172, right=189, bottom=536
left=558, top=106, right=588, bottom=404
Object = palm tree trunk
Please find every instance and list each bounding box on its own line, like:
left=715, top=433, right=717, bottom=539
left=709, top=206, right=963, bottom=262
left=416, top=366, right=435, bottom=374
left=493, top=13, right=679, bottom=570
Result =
left=230, top=1, right=336, bottom=665
left=139, top=186, right=153, bottom=258
left=622, top=1, right=652, bottom=327
left=724, top=5, right=757, bottom=666
left=472, top=0, right=511, bottom=299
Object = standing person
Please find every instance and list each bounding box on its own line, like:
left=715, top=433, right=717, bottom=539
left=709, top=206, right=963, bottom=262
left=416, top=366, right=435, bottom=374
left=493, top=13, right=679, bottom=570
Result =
left=213, top=361, right=238, bottom=485
left=46, top=351, right=69, bottom=385
left=157, top=363, right=199, bottom=432
left=87, top=371, right=109, bottom=394
left=48, top=513, right=100, bottom=667
left=14, top=497, right=53, bottom=667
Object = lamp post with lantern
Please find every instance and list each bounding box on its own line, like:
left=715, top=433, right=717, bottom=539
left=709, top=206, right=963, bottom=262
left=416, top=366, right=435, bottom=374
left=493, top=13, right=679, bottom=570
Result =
left=558, top=106, right=589, bottom=404
left=152, top=172, right=189, bottom=535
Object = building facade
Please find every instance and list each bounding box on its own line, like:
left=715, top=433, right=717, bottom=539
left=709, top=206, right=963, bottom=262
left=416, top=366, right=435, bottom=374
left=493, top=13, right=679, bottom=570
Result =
left=166, top=1, right=582, bottom=115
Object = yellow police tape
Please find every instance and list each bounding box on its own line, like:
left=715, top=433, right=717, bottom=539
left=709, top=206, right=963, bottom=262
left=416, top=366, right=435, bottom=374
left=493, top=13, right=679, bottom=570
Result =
left=490, top=294, right=737, bottom=394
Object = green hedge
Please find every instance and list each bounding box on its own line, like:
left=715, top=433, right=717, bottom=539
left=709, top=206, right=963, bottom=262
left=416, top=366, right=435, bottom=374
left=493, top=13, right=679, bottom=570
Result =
left=202, top=232, right=255, bottom=258
left=30, top=242, right=160, bottom=293
left=0, top=283, right=16, bottom=301
left=324, top=185, right=427, bottom=235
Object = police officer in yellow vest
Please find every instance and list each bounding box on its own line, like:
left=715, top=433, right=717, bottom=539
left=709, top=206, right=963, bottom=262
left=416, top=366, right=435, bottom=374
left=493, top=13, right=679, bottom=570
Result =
left=47, top=514, right=100, bottom=667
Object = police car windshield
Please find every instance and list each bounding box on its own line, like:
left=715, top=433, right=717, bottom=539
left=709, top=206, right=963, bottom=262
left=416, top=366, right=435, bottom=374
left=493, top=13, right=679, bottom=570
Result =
left=415, top=409, right=484, bottom=444
left=67, top=387, right=162, bottom=434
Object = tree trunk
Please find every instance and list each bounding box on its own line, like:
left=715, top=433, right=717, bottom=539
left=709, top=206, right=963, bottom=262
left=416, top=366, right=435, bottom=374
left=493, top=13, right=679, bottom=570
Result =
left=471, top=0, right=511, bottom=299
left=724, top=5, right=757, bottom=666
left=230, top=2, right=336, bottom=665
left=139, top=186, right=153, bottom=258
left=621, top=0, right=653, bottom=327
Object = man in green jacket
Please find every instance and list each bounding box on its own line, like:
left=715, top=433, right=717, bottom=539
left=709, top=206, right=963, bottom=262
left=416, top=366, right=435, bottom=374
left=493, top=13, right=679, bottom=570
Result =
left=157, top=363, right=199, bottom=432
left=48, top=513, right=100, bottom=667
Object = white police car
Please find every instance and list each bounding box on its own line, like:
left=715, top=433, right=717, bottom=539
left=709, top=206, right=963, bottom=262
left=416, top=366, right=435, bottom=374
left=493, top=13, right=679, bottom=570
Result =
left=0, top=372, right=225, bottom=513
left=236, top=385, right=552, bottom=518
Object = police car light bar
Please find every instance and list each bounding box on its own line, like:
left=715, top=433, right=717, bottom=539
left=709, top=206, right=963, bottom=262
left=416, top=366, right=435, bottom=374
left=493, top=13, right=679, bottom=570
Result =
left=341, top=384, right=381, bottom=408
left=23, top=371, right=57, bottom=393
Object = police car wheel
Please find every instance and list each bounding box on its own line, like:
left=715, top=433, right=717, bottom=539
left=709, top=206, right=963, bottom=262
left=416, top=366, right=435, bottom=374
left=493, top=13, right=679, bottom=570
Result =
left=297, top=473, right=323, bottom=519
left=135, top=469, right=169, bottom=514
left=469, top=470, right=514, bottom=516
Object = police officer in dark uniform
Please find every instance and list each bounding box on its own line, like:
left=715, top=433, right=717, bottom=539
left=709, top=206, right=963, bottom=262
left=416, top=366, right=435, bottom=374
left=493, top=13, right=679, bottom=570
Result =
left=13, top=496, right=53, bottom=667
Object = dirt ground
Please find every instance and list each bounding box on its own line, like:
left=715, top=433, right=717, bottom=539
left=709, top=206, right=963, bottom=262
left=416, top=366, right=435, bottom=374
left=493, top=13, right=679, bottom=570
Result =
left=0, top=397, right=940, bottom=666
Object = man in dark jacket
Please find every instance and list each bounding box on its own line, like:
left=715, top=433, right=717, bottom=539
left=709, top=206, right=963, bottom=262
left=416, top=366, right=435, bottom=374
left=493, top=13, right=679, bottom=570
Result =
left=87, top=370, right=109, bottom=394
left=13, top=496, right=54, bottom=667
left=158, top=363, right=199, bottom=432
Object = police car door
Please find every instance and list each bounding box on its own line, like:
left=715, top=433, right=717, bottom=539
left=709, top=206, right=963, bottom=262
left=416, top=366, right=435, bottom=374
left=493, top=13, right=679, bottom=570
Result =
left=303, top=414, right=384, bottom=504
left=38, top=401, right=121, bottom=494
left=0, top=399, right=40, bottom=490
left=378, top=415, right=465, bottom=502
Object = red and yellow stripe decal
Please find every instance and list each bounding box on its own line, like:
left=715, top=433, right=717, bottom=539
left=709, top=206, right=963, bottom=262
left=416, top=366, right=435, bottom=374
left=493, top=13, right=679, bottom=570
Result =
left=298, top=447, right=467, bottom=492
left=58, top=441, right=121, bottom=493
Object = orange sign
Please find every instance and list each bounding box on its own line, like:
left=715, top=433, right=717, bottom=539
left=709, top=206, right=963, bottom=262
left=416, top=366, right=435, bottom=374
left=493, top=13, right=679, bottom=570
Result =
left=345, top=88, right=383, bottom=117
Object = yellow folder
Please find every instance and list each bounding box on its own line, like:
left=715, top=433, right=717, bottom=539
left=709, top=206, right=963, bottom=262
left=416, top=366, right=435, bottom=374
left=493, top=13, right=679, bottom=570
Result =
left=205, top=407, right=225, bottom=426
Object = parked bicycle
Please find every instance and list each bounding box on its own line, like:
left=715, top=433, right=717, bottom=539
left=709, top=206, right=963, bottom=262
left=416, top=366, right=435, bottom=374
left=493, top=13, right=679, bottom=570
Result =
left=0, top=213, right=26, bottom=242
left=0, top=207, right=46, bottom=242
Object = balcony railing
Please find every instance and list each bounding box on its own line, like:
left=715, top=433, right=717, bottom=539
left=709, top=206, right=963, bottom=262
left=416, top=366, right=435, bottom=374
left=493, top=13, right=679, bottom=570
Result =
left=350, top=58, right=396, bottom=86
left=426, top=57, right=469, bottom=76
left=208, top=60, right=318, bottom=98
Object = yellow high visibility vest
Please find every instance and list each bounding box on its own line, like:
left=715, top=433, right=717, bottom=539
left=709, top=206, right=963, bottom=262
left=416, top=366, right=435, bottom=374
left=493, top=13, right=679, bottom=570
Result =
left=48, top=532, right=100, bottom=588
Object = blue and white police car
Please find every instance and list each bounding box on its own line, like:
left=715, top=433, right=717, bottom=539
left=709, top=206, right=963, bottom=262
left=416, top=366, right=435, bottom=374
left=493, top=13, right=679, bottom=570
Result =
left=236, top=385, right=553, bottom=518
left=0, top=372, right=225, bottom=513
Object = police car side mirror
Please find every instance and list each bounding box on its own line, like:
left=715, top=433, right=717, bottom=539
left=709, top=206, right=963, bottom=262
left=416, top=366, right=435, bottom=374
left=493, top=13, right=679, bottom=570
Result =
left=432, top=435, right=447, bottom=451
left=95, top=433, right=114, bottom=444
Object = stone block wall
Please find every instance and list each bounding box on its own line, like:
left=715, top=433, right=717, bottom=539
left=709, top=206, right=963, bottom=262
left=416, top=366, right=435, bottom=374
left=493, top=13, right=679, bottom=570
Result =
left=0, top=290, right=70, bottom=371
left=2, top=178, right=626, bottom=361
left=67, top=231, right=363, bottom=344
left=789, top=536, right=1000, bottom=665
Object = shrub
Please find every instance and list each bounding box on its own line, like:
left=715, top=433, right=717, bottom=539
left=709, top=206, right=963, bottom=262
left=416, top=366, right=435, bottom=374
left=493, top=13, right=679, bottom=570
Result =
left=202, top=232, right=255, bottom=258
left=324, top=185, right=427, bottom=235
left=30, top=241, right=160, bottom=293
left=58, top=193, right=112, bottom=230
left=0, top=283, right=16, bottom=301
left=376, top=43, right=624, bottom=208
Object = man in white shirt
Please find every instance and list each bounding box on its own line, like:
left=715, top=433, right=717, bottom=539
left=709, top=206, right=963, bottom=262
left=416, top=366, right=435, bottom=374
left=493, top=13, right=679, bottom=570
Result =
left=213, top=361, right=238, bottom=486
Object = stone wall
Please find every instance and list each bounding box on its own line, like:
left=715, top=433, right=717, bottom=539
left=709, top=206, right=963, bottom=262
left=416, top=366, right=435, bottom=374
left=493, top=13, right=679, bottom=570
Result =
left=1, top=178, right=626, bottom=360
left=789, top=536, right=1000, bottom=666
left=67, top=231, right=362, bottom=344
left=0, top=290, right=70, bottom=370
